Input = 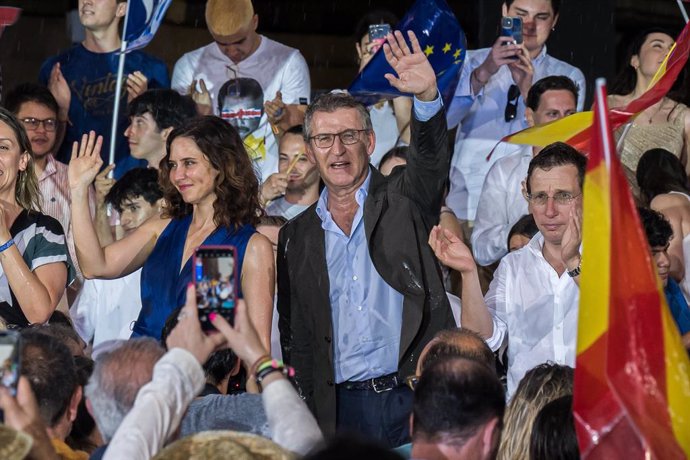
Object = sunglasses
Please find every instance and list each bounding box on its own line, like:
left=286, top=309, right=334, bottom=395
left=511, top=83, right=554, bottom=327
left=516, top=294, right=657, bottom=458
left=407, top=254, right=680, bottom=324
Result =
left=504, top=84, right=520, bottom=122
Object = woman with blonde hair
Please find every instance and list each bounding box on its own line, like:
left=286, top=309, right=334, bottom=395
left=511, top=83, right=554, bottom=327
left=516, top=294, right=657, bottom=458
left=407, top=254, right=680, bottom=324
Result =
left=497, top=363, right=574, bottom=460
left=0, top=107, right=74, bottom=327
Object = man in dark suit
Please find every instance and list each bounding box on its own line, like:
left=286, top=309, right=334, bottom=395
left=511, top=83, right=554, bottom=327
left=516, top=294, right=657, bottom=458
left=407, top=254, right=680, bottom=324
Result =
left=277, top=30, right=455, bottom=447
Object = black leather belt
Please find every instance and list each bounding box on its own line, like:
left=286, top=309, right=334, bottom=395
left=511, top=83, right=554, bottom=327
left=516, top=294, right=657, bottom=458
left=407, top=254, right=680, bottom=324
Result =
left=338, top=373, right=401, bottom=393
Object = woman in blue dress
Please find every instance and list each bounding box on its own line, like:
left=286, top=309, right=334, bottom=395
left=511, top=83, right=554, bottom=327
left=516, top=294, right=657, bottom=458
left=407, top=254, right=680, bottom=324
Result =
left=67, top=117, right=274, bottom=345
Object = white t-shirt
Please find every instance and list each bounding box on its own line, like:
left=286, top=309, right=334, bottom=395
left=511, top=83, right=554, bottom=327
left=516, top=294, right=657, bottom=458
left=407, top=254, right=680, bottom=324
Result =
left=70, top=269, right=142, bottom=348
left=172, top=36, right=311, bottom=182
left=484, top=233, right=579, bottom=397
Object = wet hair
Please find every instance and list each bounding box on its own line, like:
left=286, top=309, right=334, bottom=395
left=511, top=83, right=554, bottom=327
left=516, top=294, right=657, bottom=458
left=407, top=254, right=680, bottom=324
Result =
left=20, top=329, right=78, bottom=427
left=498, top=363, right=574, bottom=460
left=105, top=167, right=163, bottom=212
left=4, top=82, right=59, bottom=116
left=304, top=92, right=373, bottom=140
left=160, top=116, right=262, bottom=229
left=526, top=76, right=579, bottom=111
left=636, top=148, right=690, bottom=205
left=128, top=89, right=198, bottom=132
left=32, top=318, right=85, bottom=356
left=0, top=107, right=41, bottom=211
left=610, top=28, right=685, bottom=101
left=419, top=328, right=496, bottom=374
left=525, top=142, right=587, bottom=194
left=638, top=207, right=673, bottom=248
left=529, top=395, right=579, bottom=460
left=160, top=306, right=238, bottom=389
left=504, top=0, right=561, bottom=16
left=378, top=146, right=408, bottom=171
left=413, top=357, right=505, bottom=448
left=507, top=214, right=539, bottom=249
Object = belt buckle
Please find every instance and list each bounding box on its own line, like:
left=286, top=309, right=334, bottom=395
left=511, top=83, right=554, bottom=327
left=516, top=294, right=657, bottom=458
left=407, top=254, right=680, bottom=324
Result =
left=372, top=376, right=395, bottom=393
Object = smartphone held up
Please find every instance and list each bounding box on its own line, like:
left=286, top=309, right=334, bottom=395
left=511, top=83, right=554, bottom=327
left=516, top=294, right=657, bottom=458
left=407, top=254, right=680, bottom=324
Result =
left=368, top=23, right=391, bottom=55
left=193, top=245, right=239, bottom=331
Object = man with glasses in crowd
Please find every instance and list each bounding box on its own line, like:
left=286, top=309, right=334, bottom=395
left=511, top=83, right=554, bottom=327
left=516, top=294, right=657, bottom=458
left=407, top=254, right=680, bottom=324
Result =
left=277, top=31, right=454, bottom=446
left=5, top=83, right=96, bottom=284
left=429, top=142, right=585, bottom=397
left=444, top=0, right=585, bottom=238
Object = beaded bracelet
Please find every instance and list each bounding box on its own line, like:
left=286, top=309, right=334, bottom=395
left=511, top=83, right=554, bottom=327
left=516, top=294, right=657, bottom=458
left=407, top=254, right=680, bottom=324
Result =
left=255, top=359, right=296, bottom=392
left=249, top=354, right=272, bottom=379
left=0, top=238, right=15, bottom=253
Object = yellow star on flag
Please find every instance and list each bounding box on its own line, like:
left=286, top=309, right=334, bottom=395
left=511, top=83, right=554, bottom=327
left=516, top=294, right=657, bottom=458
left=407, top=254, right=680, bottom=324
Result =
left=453, top=48, right=462, bottom=59
left=442, top=43, right=452, bottom=53
left=424, top=45, right=434, bottom=56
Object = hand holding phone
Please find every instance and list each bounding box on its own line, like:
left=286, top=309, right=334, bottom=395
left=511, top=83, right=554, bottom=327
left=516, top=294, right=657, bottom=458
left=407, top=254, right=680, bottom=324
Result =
left=368, top=23, right=391, bottom=55
left=500, top=16, right=523, bottom=45
left=193, top=245, right=239, bottom=331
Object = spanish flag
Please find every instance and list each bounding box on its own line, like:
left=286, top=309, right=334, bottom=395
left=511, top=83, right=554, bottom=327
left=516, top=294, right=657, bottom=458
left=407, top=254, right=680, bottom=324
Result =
left=573, top=79, right=690, bottom=458
left=503, top=21, right=690, bottom=152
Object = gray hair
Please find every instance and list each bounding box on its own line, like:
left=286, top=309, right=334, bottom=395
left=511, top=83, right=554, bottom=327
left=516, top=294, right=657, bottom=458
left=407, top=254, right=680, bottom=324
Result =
left=303, top=92, right=373, bottom=140
left=85, top=338, right=165, bottom=441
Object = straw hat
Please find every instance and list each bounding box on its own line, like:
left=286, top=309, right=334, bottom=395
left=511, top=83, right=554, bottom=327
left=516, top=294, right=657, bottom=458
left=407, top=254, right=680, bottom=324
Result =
left=0, top=425, right=33, bottom=460
left=153, top=431, right=295, bottom=460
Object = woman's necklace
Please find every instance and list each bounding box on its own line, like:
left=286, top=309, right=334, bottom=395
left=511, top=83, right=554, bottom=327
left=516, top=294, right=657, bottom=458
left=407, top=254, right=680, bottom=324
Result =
left=644, top=98, right=666, bottom=124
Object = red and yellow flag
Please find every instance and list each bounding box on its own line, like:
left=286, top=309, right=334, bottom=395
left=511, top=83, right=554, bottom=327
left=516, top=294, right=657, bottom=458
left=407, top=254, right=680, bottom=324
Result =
left=574, top=79, right=690, bottom=459
left=502, top=21, right=690, bottom=152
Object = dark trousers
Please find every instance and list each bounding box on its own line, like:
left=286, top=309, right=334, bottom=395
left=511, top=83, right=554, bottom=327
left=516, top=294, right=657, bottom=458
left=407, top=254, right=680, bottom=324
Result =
left=335, top=384, right=414, bottom=448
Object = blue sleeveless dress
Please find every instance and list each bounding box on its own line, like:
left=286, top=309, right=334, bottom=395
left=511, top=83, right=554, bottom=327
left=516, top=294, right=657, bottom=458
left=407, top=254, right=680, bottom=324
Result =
left=132, top=215, right=255, bottom=339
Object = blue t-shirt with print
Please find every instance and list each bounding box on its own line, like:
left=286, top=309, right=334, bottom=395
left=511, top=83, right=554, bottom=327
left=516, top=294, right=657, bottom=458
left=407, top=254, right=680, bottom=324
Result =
left=39, top=44, right=170, bottom=178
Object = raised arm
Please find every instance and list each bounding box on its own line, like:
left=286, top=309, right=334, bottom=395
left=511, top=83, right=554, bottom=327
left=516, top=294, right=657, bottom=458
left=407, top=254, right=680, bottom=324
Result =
left=383, top=30, right=449, bottom=215
left=69, top=132, right=167, bottom=279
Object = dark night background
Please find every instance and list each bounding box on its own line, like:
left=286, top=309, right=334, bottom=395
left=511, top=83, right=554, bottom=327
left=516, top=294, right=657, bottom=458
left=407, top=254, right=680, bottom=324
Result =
left=0, top=0, right=688, bottom=107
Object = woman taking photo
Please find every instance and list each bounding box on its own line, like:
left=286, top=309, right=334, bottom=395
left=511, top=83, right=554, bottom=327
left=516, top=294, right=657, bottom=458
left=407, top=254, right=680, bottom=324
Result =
left=0, top=107, right=73, bottom=327
left=68, top=117, right=274, bottom=345
left=609, top=28, right=690, bottom=196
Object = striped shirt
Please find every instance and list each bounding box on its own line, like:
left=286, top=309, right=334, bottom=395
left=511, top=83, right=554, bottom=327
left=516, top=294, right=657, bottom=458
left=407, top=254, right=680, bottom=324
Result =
left=0, top=209, right=75, bottom=326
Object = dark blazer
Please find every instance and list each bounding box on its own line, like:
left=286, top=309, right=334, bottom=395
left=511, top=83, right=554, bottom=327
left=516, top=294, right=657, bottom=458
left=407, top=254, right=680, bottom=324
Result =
left=277, top=107, right=455, bottom=435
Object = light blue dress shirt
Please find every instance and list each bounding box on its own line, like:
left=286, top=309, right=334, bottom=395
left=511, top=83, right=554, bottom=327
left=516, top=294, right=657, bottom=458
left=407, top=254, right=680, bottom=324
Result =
left=316, top=93, right=443, bottom=383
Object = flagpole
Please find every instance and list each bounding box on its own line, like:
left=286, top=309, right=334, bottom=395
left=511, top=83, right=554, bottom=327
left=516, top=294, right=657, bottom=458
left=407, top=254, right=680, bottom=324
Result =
left=108, top=0, right=132, bottom=171
left=676, top=0, right=690, bottom=23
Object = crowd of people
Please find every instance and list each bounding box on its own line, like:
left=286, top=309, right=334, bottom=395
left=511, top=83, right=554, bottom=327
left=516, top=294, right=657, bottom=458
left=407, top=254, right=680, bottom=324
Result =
left=0, top=0, right=688, bottom=458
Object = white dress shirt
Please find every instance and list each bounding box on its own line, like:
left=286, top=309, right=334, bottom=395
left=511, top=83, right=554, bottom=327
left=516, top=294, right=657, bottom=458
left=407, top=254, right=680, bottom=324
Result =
left=471, top=146, right=531, bottom=266
left=483, top=233, right=579, bottom=397
left=445, top=46, right=586, bottom=220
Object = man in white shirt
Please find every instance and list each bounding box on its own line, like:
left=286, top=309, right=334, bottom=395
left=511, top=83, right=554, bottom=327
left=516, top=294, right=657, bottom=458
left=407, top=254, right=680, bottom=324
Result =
left=263, top=125, right=320, bottom=220
left=445, top=0, right=586, bottom=225
left=171, top=0, right=311, bottom=182
left=472, top=76, right=578, bottom=266
left=429, top=142, right=585, bottom=396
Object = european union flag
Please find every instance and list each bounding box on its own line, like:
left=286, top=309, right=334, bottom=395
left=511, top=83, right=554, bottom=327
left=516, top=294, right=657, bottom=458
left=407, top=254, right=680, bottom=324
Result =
left=124, top=0, right=172, bottom=52
left=348, top=0, right=466, bottom=106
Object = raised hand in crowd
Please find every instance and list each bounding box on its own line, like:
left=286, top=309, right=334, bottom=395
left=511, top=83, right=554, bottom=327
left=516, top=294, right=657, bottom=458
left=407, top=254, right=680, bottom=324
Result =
left=47, top=62, right=70, bottom=116
left=68, top=131, right=104, bottom=199
left=166, top=283, right=227, bottom=364
left=356, top=38, right=380, bottom=72
left=265, top=90, right=286, bottom=126
left=0, top=376, right=60, bottom=460
left=126, top=71, right=149, bottom=103
left=189, top=78, right=213, bottom=116
left=211, top=296, right=268, bottom=370
left=383, top=30, right=437, bottom=101
left=471, top=36, right=527, bottom=94
left=509, top=42, right=535, bottom=100
left=94, top=163, right=116, bottom=207
left=260, top=172, right=288, bottom=204
left=429, top=225, right=477, bottom=275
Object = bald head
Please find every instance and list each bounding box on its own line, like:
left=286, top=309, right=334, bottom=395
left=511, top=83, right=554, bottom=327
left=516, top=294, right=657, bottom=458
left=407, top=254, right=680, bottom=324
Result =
left=417, top=328, right=495, bottom=375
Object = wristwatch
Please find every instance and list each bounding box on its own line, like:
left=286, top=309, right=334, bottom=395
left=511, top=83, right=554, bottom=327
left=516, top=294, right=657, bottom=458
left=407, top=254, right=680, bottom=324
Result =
left=567, top=259, right=582, bottom=277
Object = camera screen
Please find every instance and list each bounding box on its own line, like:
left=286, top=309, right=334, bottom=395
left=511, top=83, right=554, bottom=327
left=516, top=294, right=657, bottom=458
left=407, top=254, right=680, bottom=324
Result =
left=194, top=249, right=237, bottom=312
left=0, top=342, right=19, bottom=392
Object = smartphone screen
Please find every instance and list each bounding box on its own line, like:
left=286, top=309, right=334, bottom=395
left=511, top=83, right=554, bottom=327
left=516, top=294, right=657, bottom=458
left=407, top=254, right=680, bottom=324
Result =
left=193, top=245, right=238, bottom=331
left=0, top=331, right=20, bottom=396
left=368, top=23, right=391, bottom=54
left=500, top=16, right=523, bottom=45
